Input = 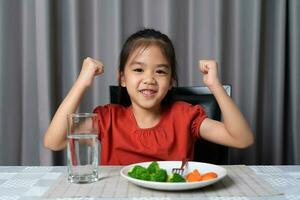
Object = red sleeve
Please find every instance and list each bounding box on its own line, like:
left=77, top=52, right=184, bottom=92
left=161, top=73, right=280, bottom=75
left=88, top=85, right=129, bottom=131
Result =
left=93, top=105, right=111, bottom=141
left=190, top=104, right=207, bottom=139
left=171, top=101, right=207, bottom=139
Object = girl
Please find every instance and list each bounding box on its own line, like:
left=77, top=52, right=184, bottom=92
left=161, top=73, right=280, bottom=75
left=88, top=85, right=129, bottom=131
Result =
left=44, top=28, right=254, bottom=165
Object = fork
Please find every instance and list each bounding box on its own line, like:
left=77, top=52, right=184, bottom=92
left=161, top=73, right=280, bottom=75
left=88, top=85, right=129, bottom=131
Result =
left=172, top=158, right=188, bottom=176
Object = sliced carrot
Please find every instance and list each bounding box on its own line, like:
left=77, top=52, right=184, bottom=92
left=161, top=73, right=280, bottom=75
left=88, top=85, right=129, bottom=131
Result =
left=192, top=169, right=201, bottom=177
left=201, top=172, right=218, bottom=181
left=186, top=169, right=202, bottom=182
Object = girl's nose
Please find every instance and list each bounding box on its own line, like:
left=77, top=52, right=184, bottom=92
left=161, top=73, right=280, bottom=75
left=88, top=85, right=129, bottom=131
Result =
left=143, top=74, right=156, bottom=85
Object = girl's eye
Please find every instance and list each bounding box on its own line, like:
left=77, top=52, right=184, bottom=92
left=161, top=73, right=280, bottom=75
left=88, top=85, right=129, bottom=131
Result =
left=156, top=70, right=168, bottom=74
left=133, top=68, right=143, bottom=72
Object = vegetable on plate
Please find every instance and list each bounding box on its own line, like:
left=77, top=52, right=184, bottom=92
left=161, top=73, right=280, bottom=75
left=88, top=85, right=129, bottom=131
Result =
left=127, top=161, right=218, bottom=183
left=128, top=161, right=185, bottom=182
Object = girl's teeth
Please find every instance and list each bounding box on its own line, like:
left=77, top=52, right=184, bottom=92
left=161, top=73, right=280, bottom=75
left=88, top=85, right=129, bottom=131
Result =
left=141, top=90, right=155, bottom=95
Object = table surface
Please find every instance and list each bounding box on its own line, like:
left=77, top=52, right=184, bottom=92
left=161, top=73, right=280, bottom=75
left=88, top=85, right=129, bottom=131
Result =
left=0, top=165, right=299, bottom=200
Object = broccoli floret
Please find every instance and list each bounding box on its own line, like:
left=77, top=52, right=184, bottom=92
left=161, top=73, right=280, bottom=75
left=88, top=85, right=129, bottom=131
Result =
left=150, top=169, right=168, bottom=182
left=167, top=173, right=186, bottom=182
left=128, top=165, right=150, bottom=180
left=128, top=162, right=186, bottom=183
left=138, top=171, right=151, bottom=181
left=128, top=165, right=145, bottom=178
left=147, top=161, right=160, bottom=174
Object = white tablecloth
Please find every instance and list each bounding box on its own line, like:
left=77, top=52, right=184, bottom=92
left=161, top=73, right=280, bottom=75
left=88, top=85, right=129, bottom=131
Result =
left=0, top=165, right=299, bottom=200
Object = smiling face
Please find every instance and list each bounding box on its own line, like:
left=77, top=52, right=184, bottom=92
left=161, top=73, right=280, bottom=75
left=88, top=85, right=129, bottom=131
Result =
left=120, top=45, right=172, bottom=111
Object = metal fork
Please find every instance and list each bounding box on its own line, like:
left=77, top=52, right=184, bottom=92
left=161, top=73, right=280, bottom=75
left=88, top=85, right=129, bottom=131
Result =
left=172, top=158, right=188, bottom=176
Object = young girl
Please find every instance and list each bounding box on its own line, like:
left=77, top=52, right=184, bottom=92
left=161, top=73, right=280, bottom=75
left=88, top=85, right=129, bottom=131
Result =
left=44, top=28, right=254, bottom=165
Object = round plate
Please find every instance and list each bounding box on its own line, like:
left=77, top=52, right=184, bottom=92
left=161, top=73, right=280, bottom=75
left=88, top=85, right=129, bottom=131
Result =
left=120, top=161, right=227, bottom=191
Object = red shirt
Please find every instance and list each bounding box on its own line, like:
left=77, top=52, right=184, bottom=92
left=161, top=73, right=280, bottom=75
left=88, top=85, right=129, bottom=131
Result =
left=93, top=101, right=207, bottom=165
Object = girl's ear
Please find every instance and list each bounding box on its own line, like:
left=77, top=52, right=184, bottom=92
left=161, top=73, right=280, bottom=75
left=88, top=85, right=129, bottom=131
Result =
left=119, top=71, right=126, bottom=87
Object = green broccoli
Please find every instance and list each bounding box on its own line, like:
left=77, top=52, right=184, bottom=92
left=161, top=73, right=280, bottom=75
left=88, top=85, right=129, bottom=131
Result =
left=128, top=162, right=186, bottom=183
left=138, top=171, right=151, bottom=181
left=167, top=173, right=186, bottom=182
left=147, top=161, right=160, bottom=174
left=128, top=165, right=151, bottom=181
left=150, top=169, right=168, bottom=182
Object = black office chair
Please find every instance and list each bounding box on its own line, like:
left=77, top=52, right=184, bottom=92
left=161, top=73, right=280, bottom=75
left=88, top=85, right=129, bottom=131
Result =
left=109, top=85, right=231, bottom=165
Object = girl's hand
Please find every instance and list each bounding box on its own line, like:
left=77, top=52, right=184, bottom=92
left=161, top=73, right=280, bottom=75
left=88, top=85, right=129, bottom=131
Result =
left=77, top=57, right=104, bottom=88
left=198, top=60, right=221, bottom=88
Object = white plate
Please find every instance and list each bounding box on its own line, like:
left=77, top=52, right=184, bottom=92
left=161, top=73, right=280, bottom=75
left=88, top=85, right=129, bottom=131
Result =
left=120, top=161, right=227, bottom=191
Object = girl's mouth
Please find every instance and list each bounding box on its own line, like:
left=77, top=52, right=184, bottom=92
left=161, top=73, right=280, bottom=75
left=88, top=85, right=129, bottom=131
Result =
left=139, top=89, right=157, bottom=97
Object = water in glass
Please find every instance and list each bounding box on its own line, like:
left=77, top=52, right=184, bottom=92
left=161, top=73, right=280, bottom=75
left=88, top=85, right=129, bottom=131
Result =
left=67, top=133, right=99, bottom=183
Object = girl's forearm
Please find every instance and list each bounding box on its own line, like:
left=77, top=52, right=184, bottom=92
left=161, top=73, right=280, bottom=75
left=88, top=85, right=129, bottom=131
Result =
left=209, top=84, right=254, bottom=148
left=43, top=80, right=88, bottom=150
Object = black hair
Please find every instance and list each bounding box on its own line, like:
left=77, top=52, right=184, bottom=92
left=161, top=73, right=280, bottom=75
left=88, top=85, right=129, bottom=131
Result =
left=117, top=28, right=178, bottom=107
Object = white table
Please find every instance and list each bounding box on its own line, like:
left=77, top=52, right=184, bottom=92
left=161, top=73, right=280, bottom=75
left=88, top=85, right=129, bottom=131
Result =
left=0, top=165, right=299, bottom=199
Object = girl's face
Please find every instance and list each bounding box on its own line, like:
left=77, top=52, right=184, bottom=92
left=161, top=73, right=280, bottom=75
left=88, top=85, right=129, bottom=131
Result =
left=120, top=45, right=172, bottom=111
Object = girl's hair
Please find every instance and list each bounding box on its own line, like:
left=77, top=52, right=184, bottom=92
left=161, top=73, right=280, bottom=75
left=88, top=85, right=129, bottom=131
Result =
left=117, top=28, right=178, bottom=107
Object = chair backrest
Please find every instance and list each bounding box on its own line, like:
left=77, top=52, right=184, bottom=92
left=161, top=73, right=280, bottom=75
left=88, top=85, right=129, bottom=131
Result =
left=109, top=85, right=231, bottom=165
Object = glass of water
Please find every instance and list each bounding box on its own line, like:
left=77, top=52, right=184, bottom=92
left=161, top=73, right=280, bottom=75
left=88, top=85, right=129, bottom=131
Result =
left=67, top=113, right=100, bottom=183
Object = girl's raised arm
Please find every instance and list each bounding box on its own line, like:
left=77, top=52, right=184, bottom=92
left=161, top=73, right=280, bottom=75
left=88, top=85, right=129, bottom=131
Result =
left=43, top=57, right=104, bottom=150
left=198, top=60, right=254, bottom=148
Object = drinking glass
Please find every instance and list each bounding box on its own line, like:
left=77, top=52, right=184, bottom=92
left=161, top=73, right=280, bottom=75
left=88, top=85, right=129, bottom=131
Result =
left=67, top=113, right=100, bottom=183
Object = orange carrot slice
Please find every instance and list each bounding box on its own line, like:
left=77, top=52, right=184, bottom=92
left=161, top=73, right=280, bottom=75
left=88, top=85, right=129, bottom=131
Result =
left=201, top=172, right=218, bottom=181
left=186, top=169, right=202, bottom=182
